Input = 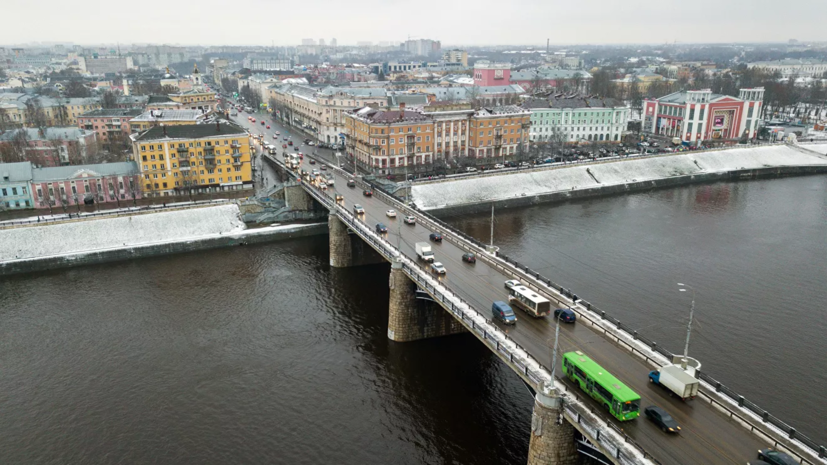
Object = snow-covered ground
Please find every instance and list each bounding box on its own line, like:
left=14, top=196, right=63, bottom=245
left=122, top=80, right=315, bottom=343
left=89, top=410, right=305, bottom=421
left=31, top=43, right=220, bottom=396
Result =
left=0, top=204, right=245, bottom=262
left=412, top=145, right=827, bottom=210
left=805, top=144, right=827, bottom=155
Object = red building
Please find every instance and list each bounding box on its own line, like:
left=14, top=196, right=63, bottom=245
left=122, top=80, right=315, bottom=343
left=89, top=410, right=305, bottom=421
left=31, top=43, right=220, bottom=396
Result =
left=643, top=88, right=764, bottom=145
left=30, top=161, right=142, bottom=209
left=77, top=108, right=142, bottom=150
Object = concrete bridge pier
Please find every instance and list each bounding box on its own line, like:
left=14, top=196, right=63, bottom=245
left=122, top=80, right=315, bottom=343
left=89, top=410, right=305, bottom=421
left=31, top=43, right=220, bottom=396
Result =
left=528, top=387, right=578, bottom=465
left=328, top=214, right=386, bottom=268
left=387, top=259, right=466, bottom=342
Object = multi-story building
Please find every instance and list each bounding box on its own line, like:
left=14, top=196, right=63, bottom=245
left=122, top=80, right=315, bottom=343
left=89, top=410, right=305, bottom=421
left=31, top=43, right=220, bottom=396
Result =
left=524, top=96, right=630, bottom=144
left=467, top=105, right=531, bottom=163
left=344, top=103, right=530, bottom=175
left=243, top=54, right=293, bottom=71
left=473, top=62, right=512, bottom=86
left=0, top=127, right=97, bottom=166
left=131, top=122, right=253, bottom=196
left=747, top=59, right=827, bottom=78
left=269, top=85, right=388, bottom=145
left=0, top=94, right=101, bottom=127
left=168, top=90, right=218, bottom=112
left=129, top=109, right=207, bottom=132
left=82, top=55, right=134, bottom=74
left=0, top=162, right=35, bottom=210
left=510, top=67, right=592, bottom=93
left=643, top=88, right=764, bottom=144
left=77, top=108, right=142, bottom=149
left=30, top=162, right=142, bottom=210
left=403, top=39, right=441, bottom=56
left=442, top=49, right=468, bottom=67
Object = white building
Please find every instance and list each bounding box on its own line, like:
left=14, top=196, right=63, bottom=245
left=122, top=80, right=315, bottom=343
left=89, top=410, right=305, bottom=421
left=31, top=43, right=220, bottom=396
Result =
left=747, top=59, right=827, bottom=78
left=524, top=96, right=630, bottom=144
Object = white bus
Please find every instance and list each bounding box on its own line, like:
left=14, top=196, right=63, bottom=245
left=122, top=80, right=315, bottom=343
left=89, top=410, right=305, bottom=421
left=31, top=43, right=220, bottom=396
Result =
left=508, top=285, right=551, bottom=317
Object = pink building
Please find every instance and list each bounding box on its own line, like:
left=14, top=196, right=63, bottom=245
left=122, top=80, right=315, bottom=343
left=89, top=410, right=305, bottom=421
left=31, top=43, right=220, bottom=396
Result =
left=30, top=161, right=142, bottom=209
left=473, top=61, right=512, bottom=86
left=0, top=127, right=97, bottom=167
left=643, top=88, right=764, bottom=145
left=77, top=108, right=142, bottom=150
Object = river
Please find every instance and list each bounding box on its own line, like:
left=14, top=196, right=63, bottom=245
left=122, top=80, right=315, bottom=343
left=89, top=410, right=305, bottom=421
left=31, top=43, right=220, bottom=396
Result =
left=1, top=175, right=825, bottom=464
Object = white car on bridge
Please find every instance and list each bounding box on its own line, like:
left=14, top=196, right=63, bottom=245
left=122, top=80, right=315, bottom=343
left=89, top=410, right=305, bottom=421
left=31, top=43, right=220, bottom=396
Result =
left=431, top=262, right=447, bottom=275
left=386, top=209, right=397, bottom=218
left=504, top=279, right=521, bottom=290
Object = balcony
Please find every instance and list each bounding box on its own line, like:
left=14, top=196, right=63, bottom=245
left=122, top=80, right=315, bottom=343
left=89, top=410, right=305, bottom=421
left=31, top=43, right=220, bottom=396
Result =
left=233, top=161, right=242, bottom=166
left=231, top=143, right=240, bottom=148
left=521, top=122, right=531, bottom=129
left=179, top=166, right=191, bottom=172
left=232, top=152, right=242, bottom=158
left=176, top=146, right=188, bottom=153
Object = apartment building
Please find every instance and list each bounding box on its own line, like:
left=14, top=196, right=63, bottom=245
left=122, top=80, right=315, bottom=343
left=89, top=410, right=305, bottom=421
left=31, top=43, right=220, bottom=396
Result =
left=523, top=96, right=630, bottom=144
left=131, top=122, right=253, bottom=196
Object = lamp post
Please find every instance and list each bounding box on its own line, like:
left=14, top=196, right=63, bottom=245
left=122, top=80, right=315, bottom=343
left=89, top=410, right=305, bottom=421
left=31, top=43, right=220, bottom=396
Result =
left=550, top=309, right=564, bottom=382
left=677, top=283, right=696, bottom=369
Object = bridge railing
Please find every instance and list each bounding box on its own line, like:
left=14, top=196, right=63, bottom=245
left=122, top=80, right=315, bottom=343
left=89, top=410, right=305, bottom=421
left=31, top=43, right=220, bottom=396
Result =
left=299, top=176, right=660, bottom=465
left=355, top=177, right=827, bottom=464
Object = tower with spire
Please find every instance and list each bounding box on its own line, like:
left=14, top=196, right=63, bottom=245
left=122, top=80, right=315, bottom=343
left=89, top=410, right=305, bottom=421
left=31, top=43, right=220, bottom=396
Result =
left=191, top=63, right=202, bottom=87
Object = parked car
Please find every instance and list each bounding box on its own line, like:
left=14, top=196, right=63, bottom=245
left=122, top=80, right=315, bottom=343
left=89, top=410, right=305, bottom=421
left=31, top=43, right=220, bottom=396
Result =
left=644, top=406, right=680, bottom=433
left=353, top=204, right=365, bottom=215
left=375, top=223, right=388, bottom=233
left=492, top=301, right=517, bottom=325
left=757, top=449, right=799, bottom=465
left=494, top=163, right=505, bottom=169
left=386, top=209, right=397, bottom=218
left=430, top=262, right=447, bottom=275
left=403, top=215, right=416, bottom=225
left=504, top=279, right=521, bottom=290
left=465, top=167, right=477, bottom=172
left=429, top=232, right=442, bottom=242
left=363, top=189, right=373, bottom=197
left=462, top=253, right=476, bottom=263
left=347, top=178, right=356, bottom=188
left=553, top=308, right=576, bottom=323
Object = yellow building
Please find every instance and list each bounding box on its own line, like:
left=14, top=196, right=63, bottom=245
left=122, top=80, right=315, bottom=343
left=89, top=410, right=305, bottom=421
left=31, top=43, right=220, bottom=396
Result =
left=129, top=109, right=207, bottom=132
left=131, top=122, right=253, bottom=196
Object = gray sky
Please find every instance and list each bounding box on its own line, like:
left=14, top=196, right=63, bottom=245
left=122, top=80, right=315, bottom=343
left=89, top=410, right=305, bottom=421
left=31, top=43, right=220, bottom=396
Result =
left=3, top=0, right=827, bottom=46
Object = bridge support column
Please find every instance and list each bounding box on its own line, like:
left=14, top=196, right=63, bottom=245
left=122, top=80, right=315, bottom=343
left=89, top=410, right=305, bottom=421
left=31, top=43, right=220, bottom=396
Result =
left=528, top=387, right=578, bottom=465
left=387, top=259, right=466, bottom=342
left=328, top=214, right=386, bottom=268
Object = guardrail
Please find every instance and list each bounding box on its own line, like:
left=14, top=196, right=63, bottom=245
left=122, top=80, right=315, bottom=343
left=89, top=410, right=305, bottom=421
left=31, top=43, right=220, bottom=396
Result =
left=297, top=173, right=659, bottom=465
left=0, top=199, right=232, bottom=230
left=355, top=175, right=827, bottom=465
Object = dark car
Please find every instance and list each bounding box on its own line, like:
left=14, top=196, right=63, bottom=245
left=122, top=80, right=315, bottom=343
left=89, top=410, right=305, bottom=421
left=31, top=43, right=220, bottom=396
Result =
left=492, top=301, right=517, bottom=325
left=320, top=165, right=327, bottom=171
left=288, top=141, right=293, bottom=146
left=462, top=253, right=476, bottom=263
left=375, top=223, right=388, bottom=234
left=553, top=308, right=576, bottom=323
left=644, top=406, right=680, bottom=433
left=347, top=179, right=356, bottom=187
left=309, top=159, right=316, bottom=164
left=429, top=232, right=442, bottom=242
left=757, top=449, right=799, bottom=465
left=363, top=189, right=373, bottom=197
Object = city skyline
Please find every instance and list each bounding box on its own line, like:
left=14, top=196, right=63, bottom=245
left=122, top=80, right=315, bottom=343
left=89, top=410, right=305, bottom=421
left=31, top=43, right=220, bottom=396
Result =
left=3, top=0, right=827, bottom=46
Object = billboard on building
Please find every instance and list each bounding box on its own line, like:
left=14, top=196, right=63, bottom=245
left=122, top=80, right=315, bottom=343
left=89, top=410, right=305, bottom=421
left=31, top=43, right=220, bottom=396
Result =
left=713, top=115, right=725, bottom=128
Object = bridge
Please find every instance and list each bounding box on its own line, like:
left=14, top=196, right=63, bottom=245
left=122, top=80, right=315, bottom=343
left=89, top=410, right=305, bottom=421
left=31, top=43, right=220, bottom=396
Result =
left=260, top=149, right=825, bottom=465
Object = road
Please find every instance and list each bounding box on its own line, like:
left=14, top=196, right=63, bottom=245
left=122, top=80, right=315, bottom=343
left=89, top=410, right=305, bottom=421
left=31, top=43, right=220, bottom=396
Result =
left=228, top=100, right=770, bottom=465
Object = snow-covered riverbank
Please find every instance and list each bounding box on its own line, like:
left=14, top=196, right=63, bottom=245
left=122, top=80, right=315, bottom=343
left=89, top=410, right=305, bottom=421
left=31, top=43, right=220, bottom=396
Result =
left=411, top=145, right=827, bottom=211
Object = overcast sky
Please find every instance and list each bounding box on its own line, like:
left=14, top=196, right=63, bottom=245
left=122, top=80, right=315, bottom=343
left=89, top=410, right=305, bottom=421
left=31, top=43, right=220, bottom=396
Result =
left=3, top=0, right=827, bottom=47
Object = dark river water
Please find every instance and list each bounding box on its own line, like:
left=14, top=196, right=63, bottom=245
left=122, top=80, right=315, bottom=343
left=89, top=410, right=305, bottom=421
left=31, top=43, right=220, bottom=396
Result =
left=1, top=175, right=825, bottom=464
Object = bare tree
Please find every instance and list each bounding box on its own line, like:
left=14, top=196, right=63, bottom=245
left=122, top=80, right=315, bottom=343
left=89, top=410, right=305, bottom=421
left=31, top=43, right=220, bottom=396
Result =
left=64, top=81, right=91, bottom=98
left=466, top=85, right=482, bottom=110
left=24, top=98, right=48, bottom=129
left=101, top=90, right=119, bottom=109
left=629, top=82, right=643, bottom=120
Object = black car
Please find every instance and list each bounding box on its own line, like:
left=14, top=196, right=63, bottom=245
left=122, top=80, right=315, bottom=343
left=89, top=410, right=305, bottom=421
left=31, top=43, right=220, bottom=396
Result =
left=553, top=308, right=576, bottom=323
left=462, top=253, right=476, bottom=263
left=375, top=223, right=388, bottom=234
left=644, top=406, right=680, bottom=433
left=429, top=232, right=442, bottom=242
left=757, top=449, right=798, bottom=465
left=363, top=189, right=373, bottom=197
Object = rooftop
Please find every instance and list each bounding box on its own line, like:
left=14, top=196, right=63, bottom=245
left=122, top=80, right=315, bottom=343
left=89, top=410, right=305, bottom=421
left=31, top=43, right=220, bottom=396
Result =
left=475, top=105, right=529, bottom=117
left=0, top=162, right=34, bottom=183
left=0, top=127, right=94, bottom=142
left=131, top=109, right=206, bottom=122
left=134, top=122, right=247, bottom=141
left=349, top=106, right=429, bottom=124
left=32, top=161, right=139, bottom=182
left=522, top=96, right=627, bottom=110
left=79, top=108, right=143, bottom=118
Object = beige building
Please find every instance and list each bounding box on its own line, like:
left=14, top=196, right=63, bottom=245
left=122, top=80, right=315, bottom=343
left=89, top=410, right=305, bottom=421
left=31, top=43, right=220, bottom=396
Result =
left=442, top=49, right=468, bottom=67
left=0, top=93, right=100, bottom=128
left=129, top=109, right=207, bottom=132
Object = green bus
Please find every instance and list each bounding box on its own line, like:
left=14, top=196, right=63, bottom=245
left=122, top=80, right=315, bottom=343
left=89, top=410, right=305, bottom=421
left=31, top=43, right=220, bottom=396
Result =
left=562, top=351, right=641, bottom=421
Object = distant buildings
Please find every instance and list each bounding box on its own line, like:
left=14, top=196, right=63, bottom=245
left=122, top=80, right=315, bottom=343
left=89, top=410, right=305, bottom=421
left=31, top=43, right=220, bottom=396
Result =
left=131, top=122, right=254, bottom=196
left=81, top=55, right=134, bottom=74
left=442, top=49, right=468, bottom=67
left=0, top=93, right=101, bottom=127
left=643, top=88, right=764, bottom=144
left=403, top=39, right=441, bottom=56
left=473, top=62, right=591, bottom=93
left=523, top=96, right=630, bottom=144
left=747, top=59, right=827, bottom=78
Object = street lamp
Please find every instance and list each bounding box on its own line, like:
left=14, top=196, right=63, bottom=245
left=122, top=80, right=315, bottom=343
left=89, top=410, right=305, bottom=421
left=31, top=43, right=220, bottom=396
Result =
left=677, top=283, right=696, bottom=369
left=549, top=308, right=565, bottom=382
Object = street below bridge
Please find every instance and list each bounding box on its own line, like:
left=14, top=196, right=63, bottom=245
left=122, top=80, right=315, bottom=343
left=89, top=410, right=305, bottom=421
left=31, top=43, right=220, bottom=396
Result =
left=230, top=100, right=772, bottom=465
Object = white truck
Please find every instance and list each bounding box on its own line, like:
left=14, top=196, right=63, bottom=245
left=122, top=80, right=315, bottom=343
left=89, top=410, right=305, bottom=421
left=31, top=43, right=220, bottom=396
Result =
left=415, top=242, right=435, bottom=262
left=648, top=365, right=700, bottom=401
